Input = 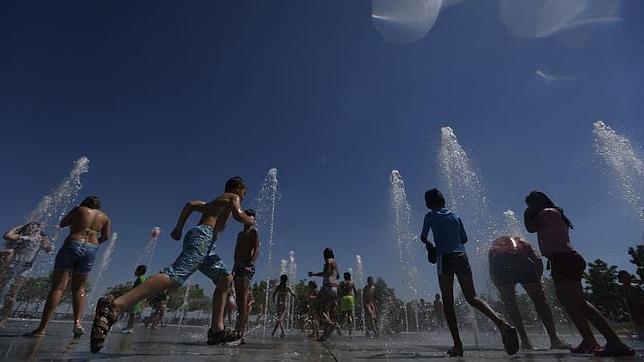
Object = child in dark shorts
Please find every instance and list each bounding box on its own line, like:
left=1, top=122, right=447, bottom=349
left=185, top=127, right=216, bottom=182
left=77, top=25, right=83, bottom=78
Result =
left=524, top=190, right=634, bottom=356
left=232, top=209, right=259, bottom=339
left=421, top=188, right=518, bottom=357
left=489, top=235, right=568, bottom=350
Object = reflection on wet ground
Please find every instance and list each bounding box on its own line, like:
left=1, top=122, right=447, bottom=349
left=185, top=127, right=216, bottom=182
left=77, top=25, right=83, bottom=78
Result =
left=0, top=319, right=642, bottom=361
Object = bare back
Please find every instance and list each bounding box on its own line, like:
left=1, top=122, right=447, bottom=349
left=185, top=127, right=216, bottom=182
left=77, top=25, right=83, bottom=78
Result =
left=63, top=206, right=110, bottom=244
left=363, top=285, right=376, bottom=304
left=234, top=227, right=259, bottom=263
left=198, top=193, right=239, bottom=233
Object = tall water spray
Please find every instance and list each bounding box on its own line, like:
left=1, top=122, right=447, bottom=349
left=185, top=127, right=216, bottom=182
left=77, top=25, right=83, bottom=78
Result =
left=593, top=121, right=644, bottom=222
left=354, top=255, right=366, bottom=332
left=135, top=227, right=161, bottom=268
left=438, top=127, right=493, bottom=287
left=438, top=126, right=491, bottom=346
left=389, top=170, right=421, bottom=300
left=502, top=210, right=526, bottom=238
left=286, top=251, right=297, bottom=329
left=256, top=168, right=280, bottom=337
left=86, top=232, right=119, bottom=314
left=28, top=156, right=90, bottom=275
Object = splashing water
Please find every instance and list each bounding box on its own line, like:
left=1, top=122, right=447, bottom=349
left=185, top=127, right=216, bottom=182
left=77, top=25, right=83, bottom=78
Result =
left=255, top=168, right=280, bottom=338
left=438, top=127, right=494, bottom=288
left=372, top=0, right=443, bottom=44
left=86, top=232, right=119, bottom=315
left=389, top=170, right=420, bottom=300
left=135, top=226, right=161, bottom=268
left=28, top=156, right=90, bottom=276
left=593, top=121, right=644, bottom=222
left=279, top=259, right=288, bottom=277
left=354, top=255, right=365, bottom=287
left=502, top=210, right=526, bottom=238
left=439, top=126, right=494, bottom=346
left=354, top=255, right=366, bottom=332
left=286, top=251, right=297, bottom=329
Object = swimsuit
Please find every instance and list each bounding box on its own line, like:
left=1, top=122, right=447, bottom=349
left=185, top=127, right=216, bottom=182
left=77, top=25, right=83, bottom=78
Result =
left=233, top=261, right=255, bottom=281
left=54, top=240, right=98, bottom=274
left=340, top=295, right=355, bottom=313
left=549, top=251, right=585, bottom=283
left=437, top=252, right=472, bottom=277
left=488, top=237, right=540, bottom=286
left=162, top=225, right=229, bottom=286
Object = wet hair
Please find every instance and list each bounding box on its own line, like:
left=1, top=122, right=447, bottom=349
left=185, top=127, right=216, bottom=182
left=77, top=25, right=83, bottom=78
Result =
left=308, top=280, right=318, bottom=289
left=435, top=294, right=441, bottom=299
left=225, top=176, right=246, bottom=192
left=81, top=196, right=101, bottom=209
left=525, top=190, right=573, bottom=229
left=367, top=276, right=374, bottom=283
left=343, top=272, right=351, bottom=281
left=279, top=274, right=288, bottom=286
left=425, top=188, right=446, bottom=209
left=135, top=265, right=147, bottom=275
left=244, top=208, right=256, bottom=218
left=323, top=247, right=334, bottom=259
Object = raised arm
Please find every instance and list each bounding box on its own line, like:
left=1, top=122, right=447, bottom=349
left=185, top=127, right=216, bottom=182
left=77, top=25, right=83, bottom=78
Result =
left=230, top=195, right=255, bottom=226
left=524, top=207, right=542, bottom=233
left=309, top=260, right=333, bottom=277
left=99, top=217, right=111, bottom=244
left=171, top=200, right=206, bottom=240
left=3, top=225, right=23, bottom=242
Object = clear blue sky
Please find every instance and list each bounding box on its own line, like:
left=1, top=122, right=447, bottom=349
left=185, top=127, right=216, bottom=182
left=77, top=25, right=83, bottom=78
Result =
left=1, top=1, right=643, bottom=299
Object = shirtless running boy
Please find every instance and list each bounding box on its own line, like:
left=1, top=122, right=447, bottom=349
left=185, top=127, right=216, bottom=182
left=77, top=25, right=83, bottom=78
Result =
left=90, top=177, right=255, bottom=352
left=232, top=209, right=260, bottom=338
left=363, top=276, right=379, bottom=338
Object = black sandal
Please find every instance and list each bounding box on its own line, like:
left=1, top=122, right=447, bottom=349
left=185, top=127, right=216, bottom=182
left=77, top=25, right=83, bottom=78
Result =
left=90, top=296, right=118, bottom=353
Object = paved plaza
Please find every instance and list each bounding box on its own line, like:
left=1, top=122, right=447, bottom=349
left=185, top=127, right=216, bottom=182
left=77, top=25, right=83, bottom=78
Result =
left=0, top=319, right=642, bottom=361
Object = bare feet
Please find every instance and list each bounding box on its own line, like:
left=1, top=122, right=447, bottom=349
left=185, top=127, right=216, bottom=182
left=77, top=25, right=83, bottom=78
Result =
left=73, top=325, right=85, bottom=338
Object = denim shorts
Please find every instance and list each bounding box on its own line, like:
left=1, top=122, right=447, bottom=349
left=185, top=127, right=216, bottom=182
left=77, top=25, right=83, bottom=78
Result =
left=162, top=225, right=229, bottom=286
left=54, top=240, right=98, bottom=274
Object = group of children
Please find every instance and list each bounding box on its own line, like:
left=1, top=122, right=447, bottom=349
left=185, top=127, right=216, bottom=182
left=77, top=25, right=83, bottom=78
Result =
left=270, top=262, right=380, bottom=342
left=420, top=188, right=636, bottom=357
left=2, top=174, right=639, bottom=358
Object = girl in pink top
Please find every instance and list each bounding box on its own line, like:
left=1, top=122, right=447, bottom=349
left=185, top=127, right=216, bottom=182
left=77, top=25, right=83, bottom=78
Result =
left=524, top=191, right=633, bottom=357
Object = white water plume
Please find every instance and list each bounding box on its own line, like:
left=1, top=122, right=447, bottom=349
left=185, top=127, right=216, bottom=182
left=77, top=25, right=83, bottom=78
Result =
left=593, top=121, right=644, bottom=222
left=28, top=156, right=90, bottom=275
left=256, top=168, right=280, bottom=337
left=438, top=127, right=494, bottom=291
left=389, top=170, right=420, bottom=300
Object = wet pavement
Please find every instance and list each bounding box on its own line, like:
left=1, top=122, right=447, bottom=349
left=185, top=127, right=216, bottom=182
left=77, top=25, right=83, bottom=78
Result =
left=0, top=319, right=642, bottom=361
